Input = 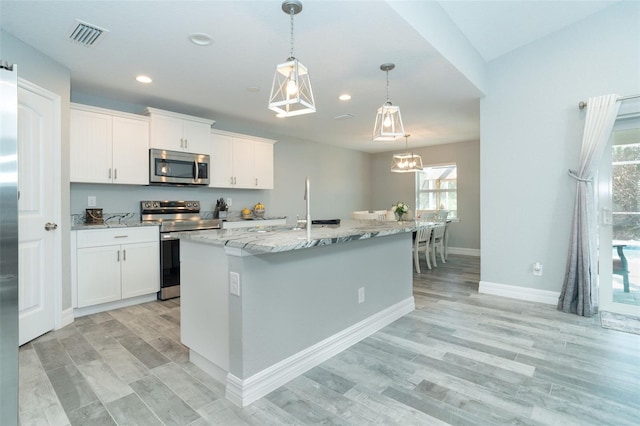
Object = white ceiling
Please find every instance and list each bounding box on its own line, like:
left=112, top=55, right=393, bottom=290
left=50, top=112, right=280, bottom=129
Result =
left=0, top=0, right=620, bottom=153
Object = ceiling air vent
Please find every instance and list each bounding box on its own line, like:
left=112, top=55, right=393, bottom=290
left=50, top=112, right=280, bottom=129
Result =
left=333, top=113, right=354, bottom=120
left=68, top=20, right=109, bottom=47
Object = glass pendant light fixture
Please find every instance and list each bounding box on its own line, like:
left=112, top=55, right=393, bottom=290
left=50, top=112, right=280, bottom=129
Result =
left=268, top=0, right=316, bottom=117
left=373, top=63, right=405, bottom=141
left=391, top=134, right=424, bottom=173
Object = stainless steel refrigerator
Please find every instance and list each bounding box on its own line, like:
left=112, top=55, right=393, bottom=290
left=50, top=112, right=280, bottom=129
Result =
left=0, top=60, right=19, bottom=425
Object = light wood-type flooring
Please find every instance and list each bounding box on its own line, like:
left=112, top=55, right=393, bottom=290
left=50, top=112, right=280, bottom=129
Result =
left=19, top=254, right=640, bottom=425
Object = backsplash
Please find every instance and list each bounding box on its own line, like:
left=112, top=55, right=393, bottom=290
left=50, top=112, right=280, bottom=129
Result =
left=71, top=210, right=240, bottom=226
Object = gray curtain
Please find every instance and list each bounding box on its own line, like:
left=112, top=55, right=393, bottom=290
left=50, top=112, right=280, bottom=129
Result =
left=558, top=94, right=620, bottom=316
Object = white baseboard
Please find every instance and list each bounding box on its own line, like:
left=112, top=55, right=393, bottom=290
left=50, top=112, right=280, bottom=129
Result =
left=224, top=297, right=415, bottom=407
left=189, top=350, right=228, bottom=384
left=73, top=294, right=158, bottom=318
left=447, top=247, right=480, bottom=257
left=56, top=307, right=74, bottom=329
left=479, top=281, right=559, bottom=305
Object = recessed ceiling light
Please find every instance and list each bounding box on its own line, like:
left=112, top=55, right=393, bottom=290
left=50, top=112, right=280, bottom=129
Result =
left=338, top=94, right=351, bottom=101
left=136, top=75, right=152, bottom=84
left=189, top=33, right=213, bottom=46
left=246, top=86, right=260, bottom=93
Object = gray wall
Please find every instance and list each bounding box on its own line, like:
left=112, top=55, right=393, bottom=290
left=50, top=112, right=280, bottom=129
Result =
left=370, top=139, right=481, bottom=251
left=480, top=1, right=640, bottom=292
left=1, top=31, right=72, bottom=310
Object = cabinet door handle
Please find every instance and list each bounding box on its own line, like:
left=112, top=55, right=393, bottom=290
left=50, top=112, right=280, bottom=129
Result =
left=114, top=168, right=118, bottom=180
left=108, top=168, right=112, bottom=179
left=255, top=178, right=258, bottom=186
left=117, top=250, right=120, bottom=262
left=114, top=235, right=128, bottom=239
left=230, top=177, right=233, bottom=185
left=123, top=249, right=126, bottom=261
left=185, top=138, right=188, bottom=149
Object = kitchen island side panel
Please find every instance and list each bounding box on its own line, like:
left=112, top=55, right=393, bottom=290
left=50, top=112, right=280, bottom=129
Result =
left=180, top=241, right=230, bottom=376
left=228, top=232, right=413, bottom=379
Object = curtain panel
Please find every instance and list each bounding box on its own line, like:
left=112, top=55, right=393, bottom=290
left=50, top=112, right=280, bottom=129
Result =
left=558, top=94, right=620, bottom=316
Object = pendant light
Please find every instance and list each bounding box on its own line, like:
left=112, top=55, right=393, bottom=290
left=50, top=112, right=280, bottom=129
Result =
left=373, top=63, right=405, bottom=141
left=268, top=0, right=316, bottom=117
left=391, top=134, right=423, bottom=173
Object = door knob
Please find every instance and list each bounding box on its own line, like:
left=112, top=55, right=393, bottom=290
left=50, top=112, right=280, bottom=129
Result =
left=44, top=222, right=58, bottom=231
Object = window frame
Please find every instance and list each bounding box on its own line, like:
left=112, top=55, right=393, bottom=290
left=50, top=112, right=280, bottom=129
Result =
left=415, top=162, right=458, bottom=220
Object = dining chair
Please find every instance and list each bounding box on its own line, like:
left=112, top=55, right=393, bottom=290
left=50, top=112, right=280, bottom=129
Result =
left=351, top=211, right=372, bottom=220
left=420, top=212, right=436, bottom=222
left=373, top=210, right=388, bottom=221
left=413, top=225, right=433, bottom=273
left=430, top=223, right=446, bottom=267
left=443, top=222, right=450, bottom=260
left=436, top=210, right=449, bottom=222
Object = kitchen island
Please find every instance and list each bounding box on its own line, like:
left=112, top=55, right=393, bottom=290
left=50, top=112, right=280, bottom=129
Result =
left=179, top=220, right=420, bottom=407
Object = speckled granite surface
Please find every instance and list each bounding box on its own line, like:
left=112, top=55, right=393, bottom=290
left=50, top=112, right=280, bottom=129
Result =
left=178, top=220, right=423, bottom=254
left=71, top=213, right=160, bottom=230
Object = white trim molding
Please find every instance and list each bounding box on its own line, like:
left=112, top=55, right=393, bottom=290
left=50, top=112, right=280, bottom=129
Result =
left=223, top=297, right=415, bottom=407
left=447, top=247, right=480, bottom=257
left=73, top=294, right=157, bottom=318
left=479, top=281, right=559, bottom=305
left=57, top=308, right=74, bottom=329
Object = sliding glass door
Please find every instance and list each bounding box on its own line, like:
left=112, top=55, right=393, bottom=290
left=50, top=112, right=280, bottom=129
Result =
left=598, top=113, right=640, bottom=316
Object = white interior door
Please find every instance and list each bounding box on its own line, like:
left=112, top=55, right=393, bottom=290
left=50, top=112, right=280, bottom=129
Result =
left=598, top=109, right=640, bottom=316
left=17, top=79, right=60, bottom=345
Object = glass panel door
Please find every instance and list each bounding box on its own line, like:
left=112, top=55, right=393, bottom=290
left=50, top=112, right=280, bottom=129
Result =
left=598, top=115, right=640, bottom=316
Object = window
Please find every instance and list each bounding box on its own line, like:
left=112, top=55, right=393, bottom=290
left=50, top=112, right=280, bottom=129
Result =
left=416, top=163, right=457, bottom=219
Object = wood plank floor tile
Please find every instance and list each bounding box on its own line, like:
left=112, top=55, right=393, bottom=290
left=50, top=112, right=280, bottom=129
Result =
left=19, top=254, right=640, bottom=425
left=129, top=375, right=201, bottom=426
left=105, top=393, right=163, bottom=426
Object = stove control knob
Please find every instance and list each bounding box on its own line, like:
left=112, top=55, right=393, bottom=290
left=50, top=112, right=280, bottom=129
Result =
left=153, top=202, right=160, bottom=208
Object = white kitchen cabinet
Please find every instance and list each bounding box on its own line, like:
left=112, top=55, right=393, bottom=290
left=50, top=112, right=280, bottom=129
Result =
left=75, top=227, right=159, bottom=308
left=70, top=104, right=149, bottom=185
left=210, top=130, right=275, bottom=189
left=253, top=141, right=274, bottom=189
left=146, top=107, right=214, bottom=154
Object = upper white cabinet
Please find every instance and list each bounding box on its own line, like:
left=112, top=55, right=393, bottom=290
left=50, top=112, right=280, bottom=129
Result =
left=70, top=104, right=149, bottom=185
left=210, top=130, right=275, bottom=189
left=145, top=107, right=214, bottom=154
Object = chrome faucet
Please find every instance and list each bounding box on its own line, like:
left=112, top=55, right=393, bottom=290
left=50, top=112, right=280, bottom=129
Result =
left=304, top=177, right=311, bottom=241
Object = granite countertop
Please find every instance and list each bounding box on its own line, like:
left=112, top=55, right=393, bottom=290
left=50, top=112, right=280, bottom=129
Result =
left=71, top=212, right=160, bottom=230
left=178, top=220, right=424, bottom=254
left=71, top=220, right=160, bottom=231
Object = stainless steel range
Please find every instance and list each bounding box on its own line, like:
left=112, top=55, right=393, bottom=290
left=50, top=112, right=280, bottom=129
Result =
left=141, top=200, right=220, bottom=300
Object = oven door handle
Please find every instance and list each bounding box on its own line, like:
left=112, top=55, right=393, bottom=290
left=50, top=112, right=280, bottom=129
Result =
left=161, top=233, right=180, bottom=241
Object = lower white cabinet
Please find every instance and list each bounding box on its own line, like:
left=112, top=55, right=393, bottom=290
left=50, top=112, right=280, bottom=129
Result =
left=75, top=227, right=159, bottom=308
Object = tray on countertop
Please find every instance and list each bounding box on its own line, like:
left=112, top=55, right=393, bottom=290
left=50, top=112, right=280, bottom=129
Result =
left=312, top=219, right=341, bottom=225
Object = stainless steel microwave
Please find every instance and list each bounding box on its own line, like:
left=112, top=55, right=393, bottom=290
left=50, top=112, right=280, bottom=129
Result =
left=149, top=148, right=210, bottom=186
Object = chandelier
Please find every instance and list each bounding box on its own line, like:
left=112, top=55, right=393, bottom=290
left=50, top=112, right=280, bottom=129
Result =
left=390, top=134, right=423, bottom=173
left=268, top=0, right=316, bottom=117
left=373, top=63, right=404, bottom=141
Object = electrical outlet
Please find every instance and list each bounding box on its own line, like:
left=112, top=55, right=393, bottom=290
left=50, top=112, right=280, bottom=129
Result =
left=533, top=262, right=543, bottom=276
left=229, top=272, right=240, bottom=296
left=358, top=287, right=365, bottom=304
left=226, top=197, right=232, bottom=207
left=88, top=196, right=97, bottom=207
